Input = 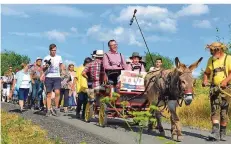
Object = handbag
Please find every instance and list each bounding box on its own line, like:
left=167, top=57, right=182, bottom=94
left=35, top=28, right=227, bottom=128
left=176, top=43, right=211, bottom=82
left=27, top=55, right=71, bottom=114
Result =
left=68, top=93, right=77, bottom=106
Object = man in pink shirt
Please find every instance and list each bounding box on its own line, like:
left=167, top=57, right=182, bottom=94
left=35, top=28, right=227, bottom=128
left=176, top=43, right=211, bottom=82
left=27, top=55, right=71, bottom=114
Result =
left=127, top=52, right=146, bottom=73
left=103, top=39, right=127, bottom=85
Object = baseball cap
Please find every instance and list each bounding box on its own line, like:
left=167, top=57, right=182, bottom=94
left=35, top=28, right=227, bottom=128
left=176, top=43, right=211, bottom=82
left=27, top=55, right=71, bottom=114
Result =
left=36, top=57, right=43, bottom=61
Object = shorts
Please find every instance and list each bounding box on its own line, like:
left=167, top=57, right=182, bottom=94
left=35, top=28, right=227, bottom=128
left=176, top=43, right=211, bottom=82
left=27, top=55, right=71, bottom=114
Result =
left=18, top=88, right=29, bottom=101
left=2, top=87, right=10, bottom=97
left=44, top=77, right=61, bottom=93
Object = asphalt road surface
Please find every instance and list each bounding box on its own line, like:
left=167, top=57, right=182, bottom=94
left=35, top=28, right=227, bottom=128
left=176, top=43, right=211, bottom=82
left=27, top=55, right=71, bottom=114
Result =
left=1, top=102, right=231, bottom=144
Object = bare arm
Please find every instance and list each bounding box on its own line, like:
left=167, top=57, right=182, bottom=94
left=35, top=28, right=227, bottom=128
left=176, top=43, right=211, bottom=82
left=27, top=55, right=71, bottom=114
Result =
left=223, top=71, right=231, bottom=84
left=11, top=79, right=16, bottom=91
left=202, top=68, right=211, bottom=86
left=82, top=65, right=89, bottom=79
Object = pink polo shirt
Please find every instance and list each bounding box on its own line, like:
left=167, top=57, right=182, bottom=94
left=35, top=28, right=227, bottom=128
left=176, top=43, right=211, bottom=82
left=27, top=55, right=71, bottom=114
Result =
left=103, top=51, right=127, bottom=70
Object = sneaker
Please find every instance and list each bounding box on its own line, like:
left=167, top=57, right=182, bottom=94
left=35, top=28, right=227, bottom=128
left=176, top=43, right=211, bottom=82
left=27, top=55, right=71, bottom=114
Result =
left=76, top=113, right=81, bottom=119
left=46, top=110, right=52, bottom=117
left=50, top=109, right=57, bottom=116
left=53, top=108, right=61, bottom=117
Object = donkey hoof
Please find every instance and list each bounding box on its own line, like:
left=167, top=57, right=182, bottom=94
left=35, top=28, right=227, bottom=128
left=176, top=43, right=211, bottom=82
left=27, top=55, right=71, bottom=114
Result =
left=172, top=134, right=177, bottom=141
left=159, top=131, right=165, bottom=137
left=177, top=135, right=183, bottom=142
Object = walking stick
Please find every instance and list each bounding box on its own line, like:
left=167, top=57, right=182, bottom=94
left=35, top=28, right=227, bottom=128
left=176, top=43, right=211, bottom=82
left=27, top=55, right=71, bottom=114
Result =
left=129, top=9, right=155, bottom=66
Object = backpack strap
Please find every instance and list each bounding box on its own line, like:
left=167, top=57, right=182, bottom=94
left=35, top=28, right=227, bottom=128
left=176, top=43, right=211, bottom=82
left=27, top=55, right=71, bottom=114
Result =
left=120, top=53, right=124, bottom=69
left=211, top=59, right=215, bottom=84
left=131, top=63, right=142, bottom=73
left=105, top=53, right=112, bottom=66
left=211, top=54, right=229, bottom=84
left=224, top=54, right=228, bottom=77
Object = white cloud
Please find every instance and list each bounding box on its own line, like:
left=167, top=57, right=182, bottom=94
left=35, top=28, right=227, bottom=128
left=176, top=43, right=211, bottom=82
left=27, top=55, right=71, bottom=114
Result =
left=86, top=25, right=172, bottom=47
left=70, top=27, right=78, bottom=33
left=113, top=5, right=209, bottom=33
left=100, top=9, right=112, bottom=18
left=1, top=6, right=29, bottom=18
left=63, top=59, right=76, bottom=66
left=192, top=69, right=201, bottom=78
left=115, top=6, right=176, bottom=33
left=9, top=29, right=70, bottom=42
left=176, top=4, right=209, bottom=17
left=87, top=25, right=101, bottom=35
left=45, top=30, right=69, bottom=42
left=193, top=20, right=212, bottom=29
left=87, top=25, right=143, bottom=47
left=1, top=5, right=90, bottom=18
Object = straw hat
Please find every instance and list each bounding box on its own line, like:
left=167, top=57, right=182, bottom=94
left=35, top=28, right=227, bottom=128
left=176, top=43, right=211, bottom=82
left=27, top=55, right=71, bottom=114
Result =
left=206, top=42, right=227, bottom=50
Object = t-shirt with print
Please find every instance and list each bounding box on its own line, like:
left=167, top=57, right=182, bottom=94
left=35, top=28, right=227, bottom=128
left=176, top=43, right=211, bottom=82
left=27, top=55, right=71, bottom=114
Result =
left=2, top=76, right=12, bottom=88
left=61, top=71, right=72, bottom=89
left=43, top=55, right=63, bottom=78
left=20, top=74, right=31, bottom=88
left=30, top=64, right=43, bottom=78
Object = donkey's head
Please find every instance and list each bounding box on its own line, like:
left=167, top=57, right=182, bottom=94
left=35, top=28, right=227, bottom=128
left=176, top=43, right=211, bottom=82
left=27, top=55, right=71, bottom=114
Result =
left=174, top=57, right=203, bottom=105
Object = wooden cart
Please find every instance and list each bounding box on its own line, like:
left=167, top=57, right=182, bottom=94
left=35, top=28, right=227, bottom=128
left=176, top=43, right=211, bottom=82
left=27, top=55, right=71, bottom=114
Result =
left=84, top=70, right=148, bottom=127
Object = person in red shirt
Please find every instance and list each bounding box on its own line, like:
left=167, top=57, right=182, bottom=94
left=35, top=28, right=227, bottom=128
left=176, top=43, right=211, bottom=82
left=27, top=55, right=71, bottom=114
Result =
left=82, top=50, right=104, bottom=101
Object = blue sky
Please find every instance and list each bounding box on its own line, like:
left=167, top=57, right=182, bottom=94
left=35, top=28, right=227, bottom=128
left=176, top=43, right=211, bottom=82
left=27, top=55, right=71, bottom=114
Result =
left=1, top=4, right=231, bottom=77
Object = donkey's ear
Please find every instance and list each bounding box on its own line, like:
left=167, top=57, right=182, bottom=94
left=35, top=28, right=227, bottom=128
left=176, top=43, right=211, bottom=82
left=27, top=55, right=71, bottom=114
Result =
left=175, top=57, right=180, bottom=68
left=189, top=57, right=203, bottom=71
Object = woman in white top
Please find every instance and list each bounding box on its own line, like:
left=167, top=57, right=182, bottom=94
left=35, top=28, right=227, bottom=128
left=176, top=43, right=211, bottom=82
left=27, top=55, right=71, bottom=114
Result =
left=12, top=63, right=32, bottom=113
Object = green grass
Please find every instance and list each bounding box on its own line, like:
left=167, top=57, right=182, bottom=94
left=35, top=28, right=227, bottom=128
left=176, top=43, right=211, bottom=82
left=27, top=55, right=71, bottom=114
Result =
left=1, top=110, right=65, bottom=144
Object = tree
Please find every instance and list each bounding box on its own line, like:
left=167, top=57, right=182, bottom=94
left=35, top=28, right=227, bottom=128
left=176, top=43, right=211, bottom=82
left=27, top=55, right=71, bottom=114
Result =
left=199, top=24, right=231, bottom=79
left=144, top=52, right=174, bottom=71
left=216, top=24, right=231, bottom=55
left=1, top=50, right=30, bottom=75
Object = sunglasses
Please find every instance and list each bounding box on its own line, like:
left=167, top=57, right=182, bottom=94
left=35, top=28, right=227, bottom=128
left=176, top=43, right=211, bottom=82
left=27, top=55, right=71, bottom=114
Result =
left=109, top=44, right=118, bottom=47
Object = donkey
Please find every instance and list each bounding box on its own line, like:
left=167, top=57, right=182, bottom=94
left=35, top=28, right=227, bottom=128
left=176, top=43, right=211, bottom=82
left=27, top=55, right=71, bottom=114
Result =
left=144, top=57, right=203, bottom=142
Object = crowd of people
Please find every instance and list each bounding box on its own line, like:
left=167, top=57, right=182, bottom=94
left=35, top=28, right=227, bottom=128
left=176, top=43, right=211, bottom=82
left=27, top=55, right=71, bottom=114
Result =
left=0, top=39, right=163, bottom=118
left=1, top=40, right=230, bottom=141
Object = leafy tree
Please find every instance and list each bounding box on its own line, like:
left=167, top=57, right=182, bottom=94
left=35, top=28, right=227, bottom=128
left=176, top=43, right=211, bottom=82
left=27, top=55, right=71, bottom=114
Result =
left=1, top=49, right=30, bottom=75
left=199, top=24, right=231, bottom=79
left=144, top=52, right=174, bottom=71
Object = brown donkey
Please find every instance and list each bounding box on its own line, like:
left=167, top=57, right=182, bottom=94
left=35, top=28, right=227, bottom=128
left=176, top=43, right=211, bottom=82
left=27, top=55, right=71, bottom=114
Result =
left=144, top=57, right=203, bottom=142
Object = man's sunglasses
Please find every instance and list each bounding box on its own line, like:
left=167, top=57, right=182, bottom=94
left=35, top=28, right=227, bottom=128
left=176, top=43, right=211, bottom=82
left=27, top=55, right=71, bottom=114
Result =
left=109, top=44, right=118, bottom=47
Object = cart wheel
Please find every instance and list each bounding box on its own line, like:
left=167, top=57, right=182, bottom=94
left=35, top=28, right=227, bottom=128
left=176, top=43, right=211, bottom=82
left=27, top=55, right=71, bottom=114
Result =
left=85, top=102, right=93, bottom=123
left=99, top=103, right=107, bottom=127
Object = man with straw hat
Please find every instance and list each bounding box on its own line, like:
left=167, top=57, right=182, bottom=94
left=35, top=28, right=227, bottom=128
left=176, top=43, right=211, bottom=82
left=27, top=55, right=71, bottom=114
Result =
left=202, top=41, right=231, bottom=141
left=127, top=52, right=145, bottom=73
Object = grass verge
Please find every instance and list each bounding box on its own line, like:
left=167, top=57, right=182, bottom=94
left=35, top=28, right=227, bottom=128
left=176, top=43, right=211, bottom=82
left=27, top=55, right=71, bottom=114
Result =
left=1, top=110, right=65, bottom=144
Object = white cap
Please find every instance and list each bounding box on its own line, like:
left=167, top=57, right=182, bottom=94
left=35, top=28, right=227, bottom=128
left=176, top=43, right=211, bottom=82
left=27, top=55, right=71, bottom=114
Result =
left=95, top=50, right=104, bottom=58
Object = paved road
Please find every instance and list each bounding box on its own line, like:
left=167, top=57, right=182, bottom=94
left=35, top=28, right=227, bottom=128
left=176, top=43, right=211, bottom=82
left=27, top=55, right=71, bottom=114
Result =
left=1, top=102, right=231, bottom=144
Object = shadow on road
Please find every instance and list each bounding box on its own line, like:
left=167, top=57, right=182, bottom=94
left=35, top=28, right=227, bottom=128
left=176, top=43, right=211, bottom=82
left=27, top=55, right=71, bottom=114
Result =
left=9, top=109, right=28, bottom=113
